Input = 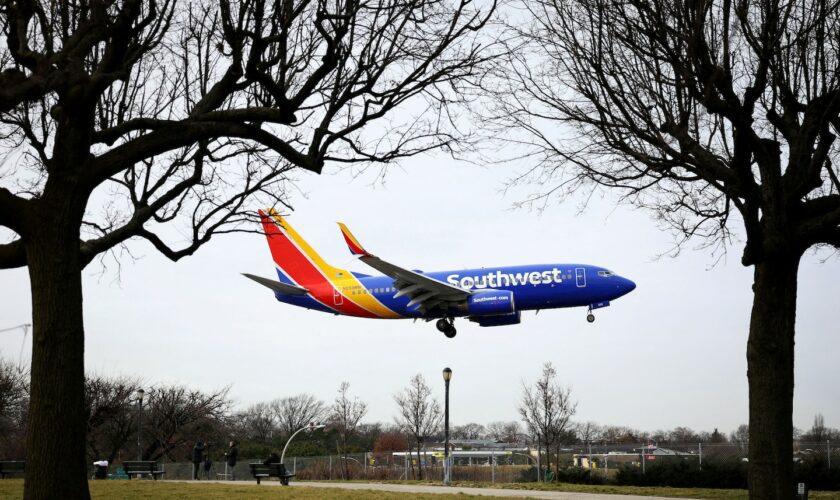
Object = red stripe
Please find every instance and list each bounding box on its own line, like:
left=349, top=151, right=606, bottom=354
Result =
left=341, top=232, right=366, bottom=256
left=260, top=212, right=376, bottom=318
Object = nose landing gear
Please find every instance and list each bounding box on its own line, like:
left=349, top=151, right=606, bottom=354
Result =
left=436, top=318, right=457, bottom=338
left=586, top=307, right=595, bottom=323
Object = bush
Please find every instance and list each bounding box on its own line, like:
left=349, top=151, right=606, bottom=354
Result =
left=556, top=466, right=606, bottom=485
left=517, top=466, right=605, bottom=484
left=615, top=458, right=747, bottom=489
left=794, top=455, right=840, bottom=491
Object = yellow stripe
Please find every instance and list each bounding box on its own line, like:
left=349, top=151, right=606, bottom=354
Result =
left=267, top=210, right=401, bottom=318
left=337, top=222, right=366, bottom=253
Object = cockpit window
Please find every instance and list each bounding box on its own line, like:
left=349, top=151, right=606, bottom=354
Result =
left=597, top=270, right=616, bottom=277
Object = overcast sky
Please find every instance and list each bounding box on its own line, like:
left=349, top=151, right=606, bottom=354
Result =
left=1, top=156, right=838, bottom=436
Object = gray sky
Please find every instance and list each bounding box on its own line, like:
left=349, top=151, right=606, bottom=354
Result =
left=1, top=157, right=838, bottom=435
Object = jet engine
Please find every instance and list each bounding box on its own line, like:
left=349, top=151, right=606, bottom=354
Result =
left=465, top=290, right=516, bottom=316
left=470, top=311, right=521, bottom=327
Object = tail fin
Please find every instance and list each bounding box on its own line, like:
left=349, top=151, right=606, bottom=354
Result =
left=259, top=209, right=350, bottom=286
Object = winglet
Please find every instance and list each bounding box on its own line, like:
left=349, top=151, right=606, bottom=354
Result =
left=337, top=222, right=370, bottom=256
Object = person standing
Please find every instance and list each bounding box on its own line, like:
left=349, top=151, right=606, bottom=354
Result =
left=191, top=441, right=205, bottom=480
left=224, top=441, right=239, bottom=480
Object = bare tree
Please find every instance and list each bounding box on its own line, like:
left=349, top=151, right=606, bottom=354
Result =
left=731, top=424, right=750, bottom=454
left=575, top=421, right=602, bottom=445
left=142, top=384, right=230, bottom=461
left=0, top=0, right=496, bottom=496
left=486, top=420, right=522, bottom=443
left=393, top=373, right=442, bottom=480
left=599, top=425, right=641, bottom=445
left=669, top=427, right=701, bottom=444
left=489, top=0, right=840, bottom=496
left=519, top=362, right=576, bottom=474
left=453, top=422, right=485, bottom=440
left=237, top=402, right=276, bottom=443
left=0, top=359, right=28, bottom=459
left=84, top=374, right=142, bottom=463
left=271, top=393, right=325, bottom=438
left=329, top=381, right=367, bottom=479
left=800, top=414, right=840, bottom=442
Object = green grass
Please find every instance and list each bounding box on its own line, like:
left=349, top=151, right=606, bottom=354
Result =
left=0, top=480, right=501, bottom=500
left=467, top=480, right=840, bottom=499
left=1, top=479, right=839, bottom=499
left=321, top=479, right=840, bottom=499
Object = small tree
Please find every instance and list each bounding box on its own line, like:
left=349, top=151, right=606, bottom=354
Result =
left=731, top=424, right=750, bottom=454
left=801, top=414, right=840, bottom=442
left=84, top=374, right=141, bottom=463
left=237, top=402, right=276, bottom=444
left=393, top=373, right=442, bottom=480
left=453, top=422, right=485, bottom=440
left=329, top=381, right=367, bottom=479
left=519, top=362, right=576, bottom=475
left=576, top=421, right=602, bottom=445
left=142, top=384, right=230, bottom=461
left=271, top=393, right=325, bottom=438
left=0, top=359, right=28, bottom=459
left=669, top=427, right=700, bottom=444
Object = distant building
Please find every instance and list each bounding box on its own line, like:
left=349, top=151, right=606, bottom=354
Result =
left=573, top=446, right=695, bottom=469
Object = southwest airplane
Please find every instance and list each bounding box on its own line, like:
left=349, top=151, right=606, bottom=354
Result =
left=244, top=209, right=636, bottom=338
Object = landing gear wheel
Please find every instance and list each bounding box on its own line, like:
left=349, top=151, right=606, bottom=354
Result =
left=436, top=318, right=457, bottom=338
left=586, top=313, right=595, bottom=323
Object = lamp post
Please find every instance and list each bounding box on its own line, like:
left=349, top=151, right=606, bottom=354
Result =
left=443, top=367, right=452, bottom=485
left=136, top=389, right=145, bottom=460
left=281, top=422, right=326, bottom=465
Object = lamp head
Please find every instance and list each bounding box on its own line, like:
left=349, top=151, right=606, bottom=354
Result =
left=308, top=421, right=326, bottom=431
left=442, top=367, right=452, bottom=382
left=137, top=388, right=145, bottom=401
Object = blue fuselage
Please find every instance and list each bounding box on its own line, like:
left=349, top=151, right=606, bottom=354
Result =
left=274, top=263, right=636, bottom=319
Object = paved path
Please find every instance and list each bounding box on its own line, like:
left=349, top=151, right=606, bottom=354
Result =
left=289, top=482, right=688, bottom=499
left=167, top=480, right=688, bottom=499
left=288, top=481, right=684, bottom=500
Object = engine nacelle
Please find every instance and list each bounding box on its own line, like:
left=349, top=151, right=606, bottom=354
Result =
left=466, top=290, right=516, bottom=316
left=471, top=311, right=521, bottom=327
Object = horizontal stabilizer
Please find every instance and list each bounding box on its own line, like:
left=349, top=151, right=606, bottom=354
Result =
left=242, top=273, right=308, bottom=295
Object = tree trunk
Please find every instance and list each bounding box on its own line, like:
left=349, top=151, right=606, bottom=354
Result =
left=23, top=211, right=90, bottom=500
left=747, top=254, right=800, bottom=499
left=416, top=439, right=423, bottom=480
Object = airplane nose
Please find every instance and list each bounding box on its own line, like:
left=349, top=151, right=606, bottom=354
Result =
left=622, top=277, right=636, bottom=294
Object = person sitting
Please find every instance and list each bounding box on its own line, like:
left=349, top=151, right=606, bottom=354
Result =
left=262, top=452, right=280, bottom=466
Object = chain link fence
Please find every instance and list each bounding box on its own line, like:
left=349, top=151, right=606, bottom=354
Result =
left=111, top=441, right=839, bottom=490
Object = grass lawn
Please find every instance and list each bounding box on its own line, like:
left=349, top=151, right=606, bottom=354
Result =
left=331, top=479, right=840, bottom=499
left=1, top=479, right=838, bottom=499
left=0, top=479, right=496, bottom=500
left=455, top=480, right=840, bottom=499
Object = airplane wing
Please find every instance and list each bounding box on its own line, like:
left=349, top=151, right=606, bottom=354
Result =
left=337, top=223, right=471, bottom=313
left=242, top=273, right=309, bottom=295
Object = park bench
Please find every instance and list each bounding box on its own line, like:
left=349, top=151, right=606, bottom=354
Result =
left=249, top=462, right=295, bottom=485
left=121, top=461, right=165, bottom=480
left=0, top=461, right=24, bottom=479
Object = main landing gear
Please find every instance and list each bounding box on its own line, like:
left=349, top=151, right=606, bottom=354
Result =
left=436, top=318, right=457, bottom=338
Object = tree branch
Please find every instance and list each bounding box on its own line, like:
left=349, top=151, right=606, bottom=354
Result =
left=0, top=239, right=26, bottom=269
left=0, top=188, right=28, bottom=234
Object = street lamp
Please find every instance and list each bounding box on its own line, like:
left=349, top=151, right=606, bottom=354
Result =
left=281, top=422, right=326, bottom=465
left=136, top=389, right=145, bottom=461
left=443, top=367, right=452, bottom=485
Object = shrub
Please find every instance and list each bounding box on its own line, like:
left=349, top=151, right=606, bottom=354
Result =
left=615, top=458, right=747, bottom=489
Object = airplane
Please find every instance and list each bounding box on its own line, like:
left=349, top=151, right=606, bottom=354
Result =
left=244, top=209, right=637, bottom=338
